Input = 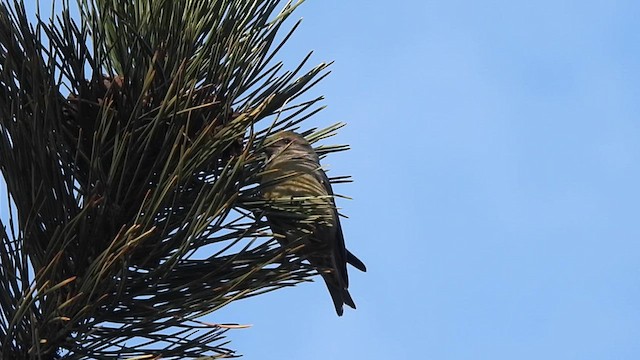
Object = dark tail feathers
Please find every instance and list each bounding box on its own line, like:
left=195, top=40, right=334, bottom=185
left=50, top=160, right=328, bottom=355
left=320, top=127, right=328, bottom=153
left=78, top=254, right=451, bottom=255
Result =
left=324, top=274, right=356, bottom=316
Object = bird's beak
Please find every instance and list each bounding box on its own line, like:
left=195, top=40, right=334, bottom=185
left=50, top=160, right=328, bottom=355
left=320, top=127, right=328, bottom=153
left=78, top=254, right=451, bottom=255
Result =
left=264, top=143, right=278, bottom=157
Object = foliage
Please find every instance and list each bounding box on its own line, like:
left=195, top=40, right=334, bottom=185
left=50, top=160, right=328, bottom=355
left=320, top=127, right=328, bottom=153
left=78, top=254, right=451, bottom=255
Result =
left=0, top=0, right=346, bottom=358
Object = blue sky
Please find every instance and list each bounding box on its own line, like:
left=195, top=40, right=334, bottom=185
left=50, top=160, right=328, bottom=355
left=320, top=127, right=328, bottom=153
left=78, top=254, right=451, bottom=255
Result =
left=18, top=0, right=640, bottom=359
left=212, top=1, right=640, bottom=359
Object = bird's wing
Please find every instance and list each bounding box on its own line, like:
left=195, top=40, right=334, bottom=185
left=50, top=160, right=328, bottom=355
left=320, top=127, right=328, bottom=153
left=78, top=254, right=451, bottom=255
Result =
left=316, top=167, right=366, bottom=271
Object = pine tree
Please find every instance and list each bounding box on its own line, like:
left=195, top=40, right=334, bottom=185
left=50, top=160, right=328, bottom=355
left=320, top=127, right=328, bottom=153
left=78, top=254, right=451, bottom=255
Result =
left=0, top=1, right=348, bottom=358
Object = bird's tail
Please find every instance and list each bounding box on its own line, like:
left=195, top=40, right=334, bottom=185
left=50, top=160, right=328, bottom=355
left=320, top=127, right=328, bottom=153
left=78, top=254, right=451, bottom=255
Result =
left=311, top=249, right=365, bottom=316
left=320, top=271, right=356, bottom=316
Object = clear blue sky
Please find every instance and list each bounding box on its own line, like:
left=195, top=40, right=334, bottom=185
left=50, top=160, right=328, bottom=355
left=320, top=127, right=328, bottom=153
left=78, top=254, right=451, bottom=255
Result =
left=20, top=1, right=640, bottom=359
left=213, top=1, right=640, bottom=359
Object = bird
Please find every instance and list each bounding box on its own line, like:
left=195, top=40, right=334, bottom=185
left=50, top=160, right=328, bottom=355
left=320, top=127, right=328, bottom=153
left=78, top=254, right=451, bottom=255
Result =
left=260, top=130, right=366, bottom=316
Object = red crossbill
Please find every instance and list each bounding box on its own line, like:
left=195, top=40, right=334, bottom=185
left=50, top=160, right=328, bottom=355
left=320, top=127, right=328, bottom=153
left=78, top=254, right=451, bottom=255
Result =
left=261, top=131, right=366, bottom=316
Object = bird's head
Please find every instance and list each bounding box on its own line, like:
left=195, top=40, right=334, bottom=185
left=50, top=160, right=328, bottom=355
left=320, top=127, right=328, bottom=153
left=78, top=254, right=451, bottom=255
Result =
left=263, top=131, right=317, bottom=162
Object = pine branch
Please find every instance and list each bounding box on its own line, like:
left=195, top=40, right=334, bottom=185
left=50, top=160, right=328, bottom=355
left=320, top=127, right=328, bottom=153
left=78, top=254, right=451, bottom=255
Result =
left=0, top=0, right=348, bottom=358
